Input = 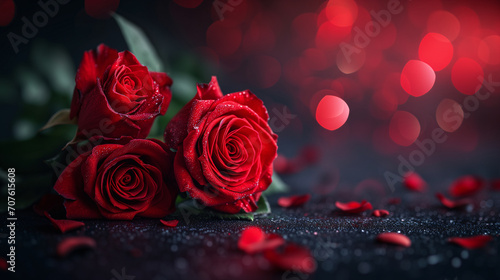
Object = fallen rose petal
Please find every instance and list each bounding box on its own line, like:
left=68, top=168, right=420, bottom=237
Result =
left=403, top=172, right=426, bottom=192
left=448, top=235, right=493, bottom=249
left=335, top=200, right=373, bottom=213
left=264, top=243, right=316, bottom=274
left=33, top=194, right=64, bottom=216
left=436, top=193, right=471, bottom=209
left=449, top=175, right=484, bottom=197
left=278, top=194, right=311, bottom=208
left=0, top=258, right=7, bottom=270
left=57, top=237, right=96, bottom=257
left=44, top=212, right=84, bottom=233
left=160, top=219, right=179, bottom=227
left=372, top=209, right=390, bottom=217
left=376, top=232, right=411, bottom=247
left=238, top=226, right=284, bottom=254
left=387, top=197, right=401, bottom=205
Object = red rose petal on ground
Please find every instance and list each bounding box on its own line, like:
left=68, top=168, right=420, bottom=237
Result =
left=264, top=243, right=316, bottom=274
left=403, top=172, right=426, bottom=192
left=56, top=237, right=96, bottom=257
left=436, top=193, right=471, bottom=209
left=335, top=200, right=373, bottom=213
left=372, top=209, right=390, bottom=217
left=278, top=194, right=311, bottom=208
left=0, top=258, right=7, bottom=270
left=376, top=232, right=411, bottom=247
left=449, top=175, right=484, bottom=197
left=238, top=227, right=285, bottom=254
left=44, top=212, right=84, bottom=233
left=387, top=197, right=401, bottom=205
left=160, top=219, right=179, bottom=227
left=448, top=235, right=493, bottom=249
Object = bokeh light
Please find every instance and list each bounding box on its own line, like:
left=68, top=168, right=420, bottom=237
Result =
left=451, top=58, right=484, bottom=95
left=389, top=111, right=421, bottom=146
left=400, top=60, right=436, bottom=97
left=436, top=98, right=464, bottom=132
left=478, top=35, right=500, bottom=65
left=315, top=95, right=349, bottom=131
left=426, top=10, right=461, bottom=41
left=419, top=33, right=454, bottom=71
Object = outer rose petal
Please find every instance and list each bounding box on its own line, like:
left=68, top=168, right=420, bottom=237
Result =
left=372, top=209, right=390, bottom=217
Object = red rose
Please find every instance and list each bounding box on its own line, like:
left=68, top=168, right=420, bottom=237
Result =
left=54, top=137, right=177, bottom=220
left=70, top=44, right=172, bottom=139
left=164, top=77, right=278, bottom=213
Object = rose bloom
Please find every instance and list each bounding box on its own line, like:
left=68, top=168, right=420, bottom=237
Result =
left=54, top=137, right=177, bottom=220
left=164, top=77, right=278, bottom=213
left=70, top=44, right=172, bottom=139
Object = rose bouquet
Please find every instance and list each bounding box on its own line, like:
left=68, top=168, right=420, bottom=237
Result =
left=38, top=16, right=280, bottom=221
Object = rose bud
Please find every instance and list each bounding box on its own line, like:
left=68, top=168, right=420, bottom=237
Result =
left=54, top=137, right=177, bottom=220
left=164, top=77, right=278, bottom=213
left=70, top=44, right=172, bottom=140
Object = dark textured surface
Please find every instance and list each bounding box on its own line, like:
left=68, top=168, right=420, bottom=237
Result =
left=1, top=191, right=499, bottom=280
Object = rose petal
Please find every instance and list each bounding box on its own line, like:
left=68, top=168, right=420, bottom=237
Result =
left=372, top=209, right=390, bottom=217
left=376, top=232, right=411, bottom=247
left=436, top=193, right=471, bottom=209
left=238, top=226, right=285, bottom=254
left=403, top=172, right=426, bottom=192
left=264, top=243, right=316, bottom=274
left=449, top=175, right=484, bottom=197
left=44, top=212, right=85, bottom=233
left=278, top=194, right=311, bottom=208
left=33, top=194, right=64, bottom=216
left=56, top=237, right=96, bottom=257
left=160, top=219, right=179, bottom=227
left=448, top=235, right=493, bottom=249
left=387, top=197, right=401, bottom=205
left=335, top=200, right=373, bottom=213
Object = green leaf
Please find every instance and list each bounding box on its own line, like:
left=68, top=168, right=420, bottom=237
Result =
left=263, top=173, right=289, bottom=195
left=39, top=109, right=77, bottom=131
left=254, top=195, right=271, bottom=215
left=174, top=196, right=271, bottom=222
left=113, top=14, right=164, bottom=72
